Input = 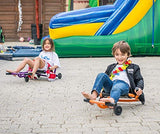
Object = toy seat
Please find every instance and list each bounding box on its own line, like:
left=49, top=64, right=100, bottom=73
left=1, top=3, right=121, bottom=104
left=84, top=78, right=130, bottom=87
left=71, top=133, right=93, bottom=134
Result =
left=100, top=89, right=145, bottom=104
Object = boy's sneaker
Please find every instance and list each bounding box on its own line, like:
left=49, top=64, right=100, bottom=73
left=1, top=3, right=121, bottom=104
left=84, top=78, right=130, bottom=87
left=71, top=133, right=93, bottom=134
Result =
left=138, top=93, right=145, bottom=105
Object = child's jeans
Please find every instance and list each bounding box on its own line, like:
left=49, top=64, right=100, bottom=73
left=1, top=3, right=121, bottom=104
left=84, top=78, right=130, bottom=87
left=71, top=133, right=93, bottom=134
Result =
left=91, top=73, right=129, bottom=103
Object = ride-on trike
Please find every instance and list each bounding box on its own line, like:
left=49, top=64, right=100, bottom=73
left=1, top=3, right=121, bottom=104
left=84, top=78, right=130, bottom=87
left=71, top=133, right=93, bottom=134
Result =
left=84, top=89, right=145, bottom=116
left=6, top=66, right=62, bottom=82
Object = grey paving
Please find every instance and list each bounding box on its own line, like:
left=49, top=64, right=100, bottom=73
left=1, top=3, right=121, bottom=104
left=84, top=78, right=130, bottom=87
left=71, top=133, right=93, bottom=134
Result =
left=0, top=56, right=160, bottom=134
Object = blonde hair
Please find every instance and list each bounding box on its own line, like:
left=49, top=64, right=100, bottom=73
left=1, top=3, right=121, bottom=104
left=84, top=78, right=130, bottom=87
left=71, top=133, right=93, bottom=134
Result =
left=42, top=38, right=55, bottom=51
left=112, top=41, right=131, bottom=56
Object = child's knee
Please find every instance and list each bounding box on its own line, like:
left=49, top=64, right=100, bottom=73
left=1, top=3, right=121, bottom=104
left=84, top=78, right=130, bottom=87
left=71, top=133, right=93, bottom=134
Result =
left=34, top=57, right=41, bottom=60
left=97, top=72, right=106, bottom=77
left=23, top=57, right=30, bottom=62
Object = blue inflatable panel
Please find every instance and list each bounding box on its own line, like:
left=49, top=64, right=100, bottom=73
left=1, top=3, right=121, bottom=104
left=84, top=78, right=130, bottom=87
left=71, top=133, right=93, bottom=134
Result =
left=49, top=0, right=124, bottom=29
left=0, top=53, right=12, bottom=61
left=12, top=48, right=42, bottom=57
left=42, top=35, right=50, bottom=40
left=13, top=46, right=35, bottom=49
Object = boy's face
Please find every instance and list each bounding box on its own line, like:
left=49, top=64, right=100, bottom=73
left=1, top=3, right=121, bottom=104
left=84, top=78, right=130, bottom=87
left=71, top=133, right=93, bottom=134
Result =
left=114, top=48, right=128, bottom=65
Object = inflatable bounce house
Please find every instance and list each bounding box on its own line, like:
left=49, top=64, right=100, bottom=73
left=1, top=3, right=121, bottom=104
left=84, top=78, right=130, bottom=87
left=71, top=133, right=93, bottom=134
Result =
left=45, top=0, right=160, bottom=57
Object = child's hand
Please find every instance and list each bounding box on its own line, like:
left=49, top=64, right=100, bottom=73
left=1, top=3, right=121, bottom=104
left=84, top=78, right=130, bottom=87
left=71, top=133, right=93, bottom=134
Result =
left=134, top=88, right=142, bottom=96
left=49, top=65, right=58, bottom=71
left=49, top=67, right=54, bottom=71
left=49, top=67, right=52, bottom=70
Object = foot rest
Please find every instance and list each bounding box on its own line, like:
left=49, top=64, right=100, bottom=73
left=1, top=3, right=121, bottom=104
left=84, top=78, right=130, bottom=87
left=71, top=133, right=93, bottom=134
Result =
left=83, top=98, right=90, bottom=102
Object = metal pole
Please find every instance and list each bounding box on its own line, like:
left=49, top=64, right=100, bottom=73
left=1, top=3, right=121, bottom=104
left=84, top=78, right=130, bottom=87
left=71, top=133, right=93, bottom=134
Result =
left=152, top=0, right=155, bottom=48
left=70, top=0, right=74, bottom=10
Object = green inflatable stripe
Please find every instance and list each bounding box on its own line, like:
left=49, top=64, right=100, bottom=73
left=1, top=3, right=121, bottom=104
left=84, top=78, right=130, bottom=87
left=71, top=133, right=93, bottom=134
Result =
left=89, top=0, right=98, bottom=7
left=68, top=0, right=71, bottom=11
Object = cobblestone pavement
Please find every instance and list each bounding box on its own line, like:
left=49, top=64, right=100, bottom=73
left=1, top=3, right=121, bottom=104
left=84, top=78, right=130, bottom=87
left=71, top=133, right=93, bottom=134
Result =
left=0, top=57, right=160, bottom=134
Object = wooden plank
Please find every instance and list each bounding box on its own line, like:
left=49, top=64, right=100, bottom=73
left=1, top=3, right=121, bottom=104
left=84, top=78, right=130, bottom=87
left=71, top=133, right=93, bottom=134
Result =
left=44, top=7, right=64, bottom=12
left=0, top=0, right=18, bottom=41
left=17, top=32, right=31, bottom=37
left=0, top=15, right=16, bottom=21
left=0, top=24, right=16, bottom=30
left=42, top=0, right=65, bottom=37
left=22, top=0, right=35, bottom=2
left=20, top=24, right=32, bottom=30
left=5, top=34, right=18, bottom=39
left=0, top=12, right=16, bottom=15
left=44, top=0, right=62, bottom=2
left=0, top=6, right=16, bottom=12
left=0, top=3, right=16, bottom=6
left=0, top=0, right=16, bottom=2
left=22, top=15, right=34, bottom=21
left=22, top=7, right=35, bottom=12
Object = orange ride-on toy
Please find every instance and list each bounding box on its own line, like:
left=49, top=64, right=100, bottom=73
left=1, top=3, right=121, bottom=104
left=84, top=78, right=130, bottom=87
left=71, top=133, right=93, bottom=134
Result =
left=84, top=89, right=145, bottom=116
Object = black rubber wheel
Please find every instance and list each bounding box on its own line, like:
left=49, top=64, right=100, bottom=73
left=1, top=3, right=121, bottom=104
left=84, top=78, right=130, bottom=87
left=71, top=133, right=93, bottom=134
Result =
left=24, top=76, right=29, bottom=82
left=57, top=73, right=62, bottom=79
left=114, top=105, right=122, bottom=116
left=6, top=72, right=12, bottom=75
left=139, top=93, right=145, bottom=105
left=37, top=74, right=41, bottom=78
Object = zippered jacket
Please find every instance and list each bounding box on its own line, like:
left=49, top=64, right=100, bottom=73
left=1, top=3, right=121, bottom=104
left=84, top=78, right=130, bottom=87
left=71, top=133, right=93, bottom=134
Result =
left=105, top=63, right=144, bottom=94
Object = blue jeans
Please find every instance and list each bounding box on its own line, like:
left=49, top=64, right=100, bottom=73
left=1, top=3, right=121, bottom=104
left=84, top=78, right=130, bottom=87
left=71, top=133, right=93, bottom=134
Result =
left=92, top=73, right=129, bottom=103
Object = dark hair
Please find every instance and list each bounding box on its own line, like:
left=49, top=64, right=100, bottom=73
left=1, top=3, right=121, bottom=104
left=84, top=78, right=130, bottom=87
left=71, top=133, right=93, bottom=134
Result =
left=112, top=41, right=131, bottom=56
left=42, top=38, right=55, bottom=51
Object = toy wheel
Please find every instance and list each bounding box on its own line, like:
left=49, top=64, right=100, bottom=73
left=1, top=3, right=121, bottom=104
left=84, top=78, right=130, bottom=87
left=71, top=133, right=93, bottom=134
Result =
left=24, top=76, right=29, bottom=82
left=139, top=93, right=145, bottom=105
left=114, top=105, right=122, bottom=116
left=37, top=74, right=41, bottom=78
left=57, top=73, right=62, bottom=79
left=6, top=72, right=12, bottom=75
